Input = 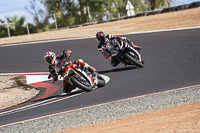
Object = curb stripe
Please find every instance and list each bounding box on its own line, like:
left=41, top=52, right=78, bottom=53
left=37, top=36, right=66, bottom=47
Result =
left=0, top=82, right=59, bottom=113
left=31, top=82, right=60, bottom=100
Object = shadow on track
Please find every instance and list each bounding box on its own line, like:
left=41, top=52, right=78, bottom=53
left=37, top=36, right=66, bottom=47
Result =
left=29, top=66, right=138, bottom=103
left=97, top=66, right=137, bottom=74
left=30, top=66, right=138, bottom=102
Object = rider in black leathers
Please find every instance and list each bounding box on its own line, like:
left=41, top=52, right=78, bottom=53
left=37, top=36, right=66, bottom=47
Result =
left=96, top=31, right=141, bottom=67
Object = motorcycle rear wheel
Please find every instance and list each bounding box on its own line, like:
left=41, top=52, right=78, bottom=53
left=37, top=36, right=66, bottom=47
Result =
left=124, top=53, right=144, bottom=68
left=70, top=75, right=93, bottom=92
left=97, top=75, right=105, bottom=87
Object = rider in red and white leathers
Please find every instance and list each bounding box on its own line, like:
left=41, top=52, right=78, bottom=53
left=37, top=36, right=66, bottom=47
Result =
left=96, top=31, right=141, bottom=67
left=44, top=49, right=96, bottom=93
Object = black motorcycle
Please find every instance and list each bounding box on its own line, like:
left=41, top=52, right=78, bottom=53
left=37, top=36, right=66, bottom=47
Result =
left=102, top=41, right=144, bottom=68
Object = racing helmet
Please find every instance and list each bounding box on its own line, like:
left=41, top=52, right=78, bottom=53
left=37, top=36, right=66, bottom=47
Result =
left=64, top=50, right=72, bottom=60
left=44, top=51, right=56, bottom=65
left=96, top=31, right=106, bottom=43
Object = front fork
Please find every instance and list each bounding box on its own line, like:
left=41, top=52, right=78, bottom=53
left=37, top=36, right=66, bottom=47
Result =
left=128, top=47, right=142, bottom=62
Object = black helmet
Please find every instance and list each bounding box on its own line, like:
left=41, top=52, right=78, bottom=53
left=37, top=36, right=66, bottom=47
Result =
left=96, top=31, right=106, bottom=43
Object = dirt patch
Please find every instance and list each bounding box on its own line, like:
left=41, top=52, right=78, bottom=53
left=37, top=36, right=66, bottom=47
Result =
left=57, top=101, right=200, bottom=133
left=0, top=76, right=39, bottom=110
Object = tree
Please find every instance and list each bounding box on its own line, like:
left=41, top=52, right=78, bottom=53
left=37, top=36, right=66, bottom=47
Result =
left=85, top=0, right=106, bottom=22
left=24, top=0, right=151, bottom=30
left=145, top=0, right=173, bottom=10
left=0, top=25, right=8, bottom=38
left=107, top=0, right=148, bottom=17
left=129, top=0, right=149, bottom=13
left=25, top=0, right=49, bottom=32
left=8, top=16, right=27, bottom=36
left=40, top=0, right=79, bottom=28
left=87, top=0, right=148, bottom=21
left=27, top=23, right=37, bottom=34
left=0, top=16, right=27, bottom=37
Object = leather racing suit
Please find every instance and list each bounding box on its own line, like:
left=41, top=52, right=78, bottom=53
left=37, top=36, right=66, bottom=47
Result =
left=98, top=34, right=141, bottom=67
left=48, top=53, right=96, bottom=93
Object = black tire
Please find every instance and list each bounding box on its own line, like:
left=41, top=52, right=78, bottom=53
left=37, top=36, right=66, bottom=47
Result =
left=70, top=75, right=93, bottom=92
left=124, top=53, right=144, bottom=68
left=97, top=75, right=105, bottom=87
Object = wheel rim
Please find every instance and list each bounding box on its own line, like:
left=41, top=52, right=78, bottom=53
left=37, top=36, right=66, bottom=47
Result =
left=76, top=76, right=91, bottom=87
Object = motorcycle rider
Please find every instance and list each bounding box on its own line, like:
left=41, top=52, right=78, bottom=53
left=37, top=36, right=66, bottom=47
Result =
left=44, top=49, right=96, bottom=93
left=96, top=31, right=141, bottom=67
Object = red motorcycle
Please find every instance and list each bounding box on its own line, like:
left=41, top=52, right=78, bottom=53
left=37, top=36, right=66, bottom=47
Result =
left=52, top=61, right=105, bottom=92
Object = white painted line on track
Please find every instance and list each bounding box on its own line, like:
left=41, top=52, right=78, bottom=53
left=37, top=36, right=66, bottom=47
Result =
left=26, top=74, right=63, bottom=84
left=100, top=75, right=110, bottom=84
left=0, top=36, right=94, bottom=47
left=0, top=91, right=84, bottom=117
left=1, top=26, right=200, bottom=47
left=26, top=75, right=50, bottom=84
left=0, top=93, right=64, bottom=116
left=120, top=26, right=200, bottom=35
left=25, top=73, right=110, bottom=85
left=0, top=72, right=110, bottom=84
left=0, top=72, right=49, bottom=76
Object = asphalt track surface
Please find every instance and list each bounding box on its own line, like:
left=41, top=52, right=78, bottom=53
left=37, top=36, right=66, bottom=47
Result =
left=0, top=28, right=200, bottom=126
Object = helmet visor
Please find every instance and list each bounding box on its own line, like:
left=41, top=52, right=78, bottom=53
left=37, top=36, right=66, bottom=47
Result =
left=96, top=37, right=101, bottom=43
left=45, top=56, right=56, bottom=65
left=45, top=56, right=52, bottom=64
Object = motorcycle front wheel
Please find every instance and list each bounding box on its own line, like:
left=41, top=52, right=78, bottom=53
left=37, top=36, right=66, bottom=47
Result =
left=124, top=53, right=144, bottom=68
left=70, top=75, right=93, bottom=92
left=97, top=75, right=105, bottom=87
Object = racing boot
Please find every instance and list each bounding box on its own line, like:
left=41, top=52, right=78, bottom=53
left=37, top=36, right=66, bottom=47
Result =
left=127, top=39, right=141, bottom=50
left=88, top=66, right=96, bottom=73
left=63, top=81, right=76, bottom=93
left=84, top=62, right=96, bottom=73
